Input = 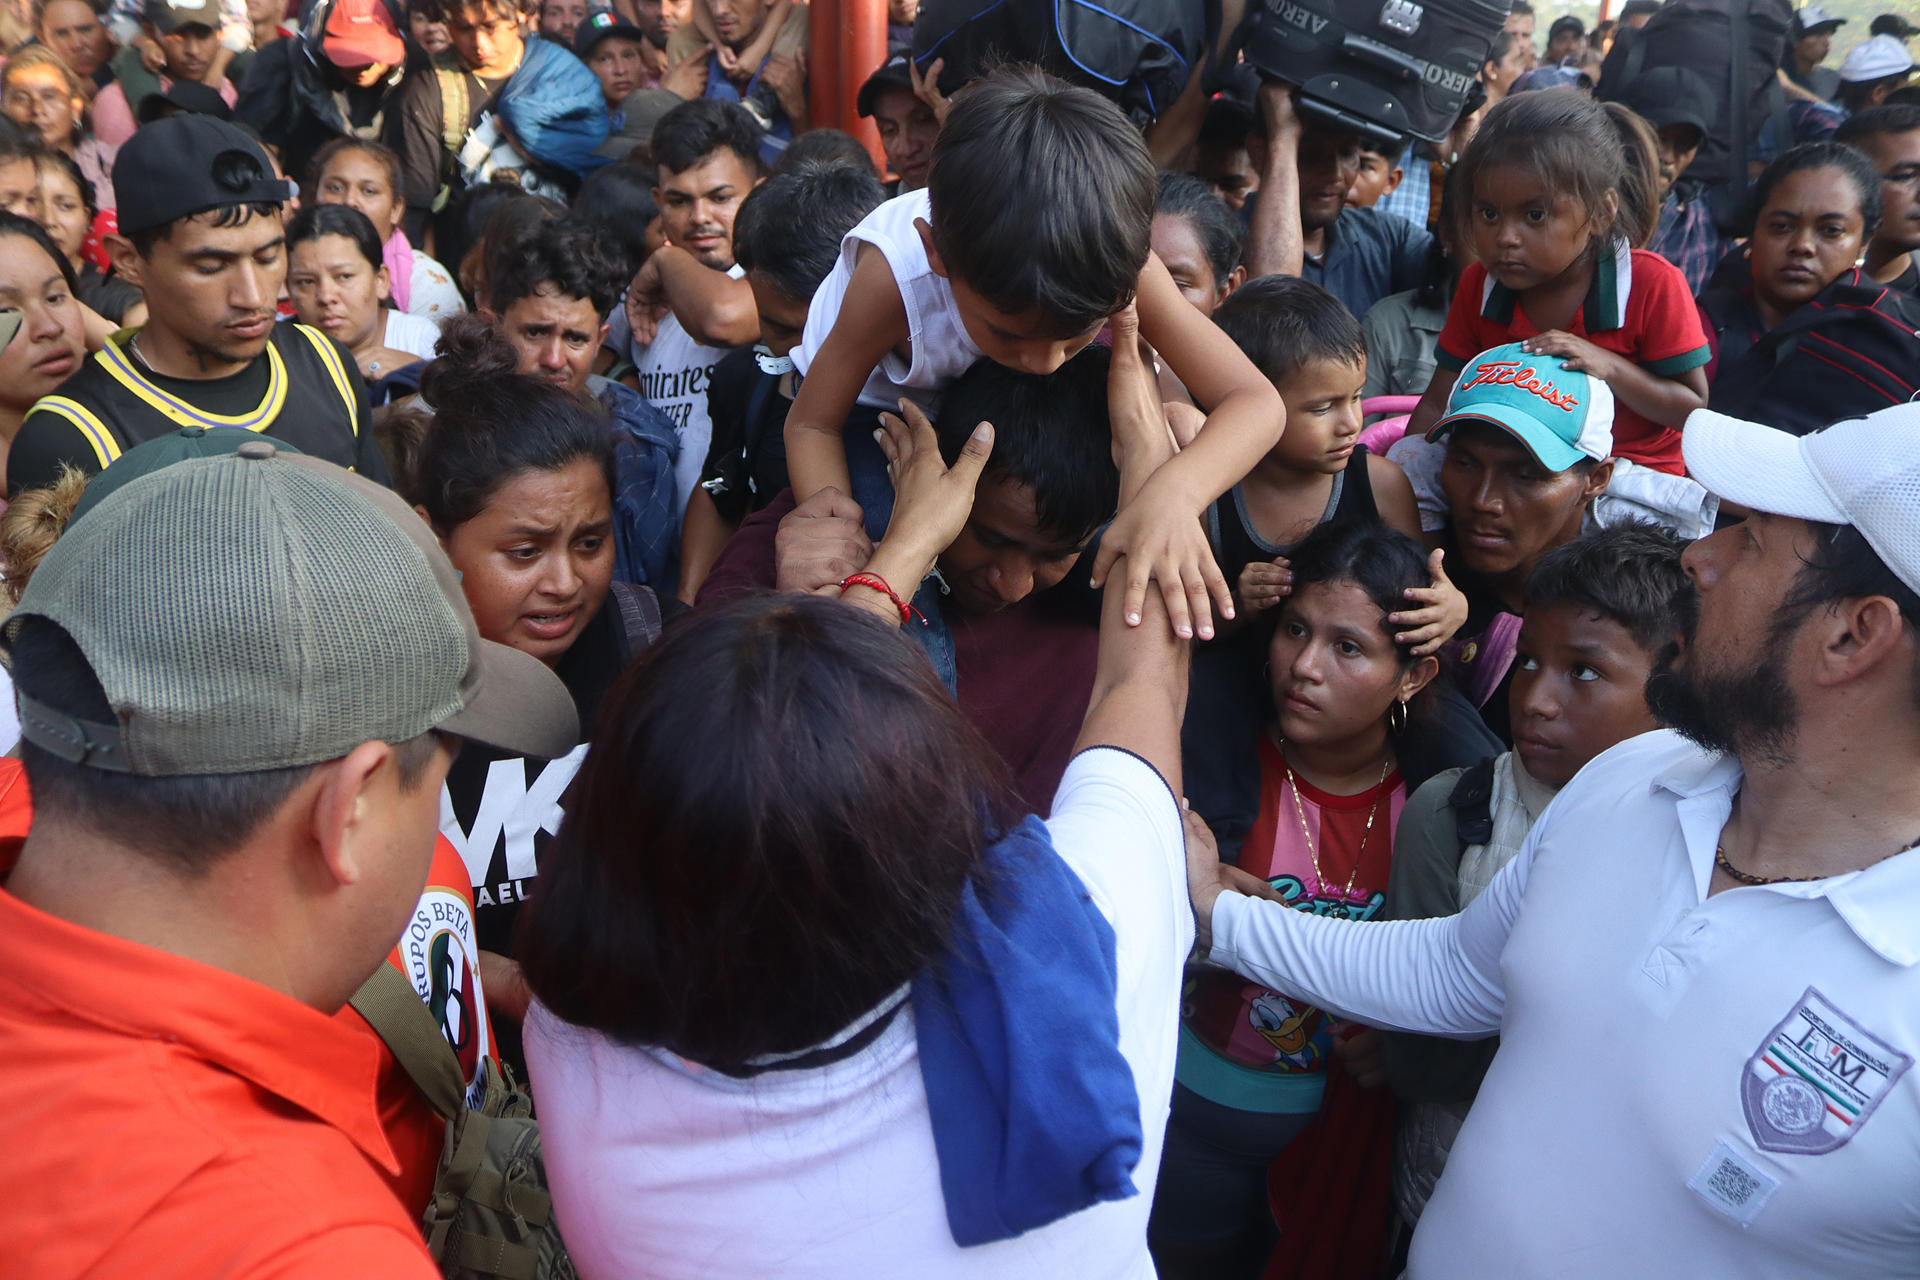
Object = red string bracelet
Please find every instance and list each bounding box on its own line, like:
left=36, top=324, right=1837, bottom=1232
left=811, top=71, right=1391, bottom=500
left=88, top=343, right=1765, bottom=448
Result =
left=839, top=571, right=927, bottom=626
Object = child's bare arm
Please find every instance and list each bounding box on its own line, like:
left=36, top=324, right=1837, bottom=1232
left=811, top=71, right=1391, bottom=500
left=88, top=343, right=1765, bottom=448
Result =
left=1520, top=332, right=1708, bottom=430
left=783, top=248, right=910, bottom=502
left=1406, top=365, right=1459, bottom=442
left=1091, top=254, right=1283, bottom=638
left=733, top=0, right=792, bottom=70
left=1369, top=451, right=1422, bottom=540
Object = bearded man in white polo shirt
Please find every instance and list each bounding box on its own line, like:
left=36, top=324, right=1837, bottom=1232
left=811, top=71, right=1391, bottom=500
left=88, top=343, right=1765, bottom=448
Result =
left=1189, top=401, right=1920, bottom=1279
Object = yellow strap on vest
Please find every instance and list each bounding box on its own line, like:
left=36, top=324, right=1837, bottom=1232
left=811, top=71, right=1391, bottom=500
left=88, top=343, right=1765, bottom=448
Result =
left=290, top=323, right=361, bottom=433
left=32, top=396, right=122, bottom=469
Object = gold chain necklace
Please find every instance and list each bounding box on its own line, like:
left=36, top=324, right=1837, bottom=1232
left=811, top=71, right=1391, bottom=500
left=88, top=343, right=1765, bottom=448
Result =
left=1281, top=750, right=1393, bottom=903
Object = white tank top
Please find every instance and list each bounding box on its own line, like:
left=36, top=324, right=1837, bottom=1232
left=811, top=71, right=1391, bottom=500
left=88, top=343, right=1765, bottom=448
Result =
left=793, top=189, right=986, bottom=411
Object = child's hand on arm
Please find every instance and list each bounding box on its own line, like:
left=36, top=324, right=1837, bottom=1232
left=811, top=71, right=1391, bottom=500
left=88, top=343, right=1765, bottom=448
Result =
left=1388, top=548, right=1468, bottom=657
left=1238, top=557, right=1293, bottom=613
left=1520, top=331, right=1708, bottom=430
left=783, top=247, right=911, bottom=503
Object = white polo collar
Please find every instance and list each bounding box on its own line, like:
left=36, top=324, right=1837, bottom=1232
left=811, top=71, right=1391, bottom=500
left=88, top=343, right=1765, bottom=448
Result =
left=1649, top=746, right=1920, bottom=968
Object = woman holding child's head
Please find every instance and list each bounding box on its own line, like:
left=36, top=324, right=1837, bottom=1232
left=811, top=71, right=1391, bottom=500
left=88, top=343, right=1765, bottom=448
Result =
left=410, top=314, right=638, bottom=1069
left=1154, top=171, right=1245, bottom=316
left=310, top=136, right=465, bottom=317
left=516, top=323, right=1203, bottom=1273
left=285, top=203, right=436, bottom=385
left=1409, top=88, right=1709, bottom=475
left=0, top=211, right=86, bottom=475
left=1153, top=520, right=1444, bottom=1276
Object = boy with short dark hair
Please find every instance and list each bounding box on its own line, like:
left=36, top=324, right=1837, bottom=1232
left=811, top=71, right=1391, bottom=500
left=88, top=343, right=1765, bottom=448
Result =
left=1380, top=520, right=1688, bottom=1229
left=788, top=64, right=1285, bottom=643
left=1350, top=140, right=1405, bottom=209
left=678, top=159, right=887, bottom=602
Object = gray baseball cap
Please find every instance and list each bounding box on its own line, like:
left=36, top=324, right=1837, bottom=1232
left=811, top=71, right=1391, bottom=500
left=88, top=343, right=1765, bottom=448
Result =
left=5, top=440, right=580, bottom=775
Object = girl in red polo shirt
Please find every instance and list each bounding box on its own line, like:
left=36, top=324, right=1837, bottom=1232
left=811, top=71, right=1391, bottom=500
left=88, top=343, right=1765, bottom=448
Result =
left=1409, top=90, right=1711, bottom=474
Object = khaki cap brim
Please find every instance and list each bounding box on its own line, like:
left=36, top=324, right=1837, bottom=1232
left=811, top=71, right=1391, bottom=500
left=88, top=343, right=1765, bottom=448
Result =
left=441, top=638, right=581, bottom=759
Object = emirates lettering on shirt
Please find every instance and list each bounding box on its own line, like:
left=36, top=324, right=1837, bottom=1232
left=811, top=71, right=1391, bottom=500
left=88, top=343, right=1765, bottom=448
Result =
left=1458, top=359, right=1582, bottom=411
left=637, top=363, right=715, bottom=430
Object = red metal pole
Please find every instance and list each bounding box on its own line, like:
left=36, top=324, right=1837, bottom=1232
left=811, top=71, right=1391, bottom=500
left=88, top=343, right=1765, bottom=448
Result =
left=840, top=0, right=888, bottom=171
left=809, top=0, right=841, bottom=137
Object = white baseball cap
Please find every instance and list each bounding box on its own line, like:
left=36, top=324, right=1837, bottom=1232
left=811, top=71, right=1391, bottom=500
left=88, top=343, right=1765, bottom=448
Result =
left=1841, top=34, right=1916, bottom=82
left=1683, top=404, right=1920, bottom=594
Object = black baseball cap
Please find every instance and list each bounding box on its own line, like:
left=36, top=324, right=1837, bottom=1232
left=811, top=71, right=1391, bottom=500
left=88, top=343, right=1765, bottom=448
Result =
left=145, top=0, right=220, bottom=32
left=136, top=79, right=234, bottom=125
left=856, top=53, right=915, bottom=118
left=113, top=114, right=296, bottom=236
left=1619, top=66, right=1717, bottom=136
left=572, top=7, right=646, bottom=58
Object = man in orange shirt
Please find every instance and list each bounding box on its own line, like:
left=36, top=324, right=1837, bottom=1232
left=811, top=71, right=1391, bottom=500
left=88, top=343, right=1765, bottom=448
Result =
left=0, top=441, right=577, bottom=1278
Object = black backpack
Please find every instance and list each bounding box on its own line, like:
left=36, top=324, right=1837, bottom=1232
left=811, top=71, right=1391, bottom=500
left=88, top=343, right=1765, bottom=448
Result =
left=1236, top=0, right=1508, bottom=147
left=1702, top=274, right=1920, bottom=436
left=1598, top=0, right=1793, bottom=231
left=911, top=0, right=1211, bottom=127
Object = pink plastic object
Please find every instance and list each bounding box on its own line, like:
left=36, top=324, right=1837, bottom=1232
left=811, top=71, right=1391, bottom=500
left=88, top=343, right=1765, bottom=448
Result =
left=1358, top=396, right=1419, bottom=454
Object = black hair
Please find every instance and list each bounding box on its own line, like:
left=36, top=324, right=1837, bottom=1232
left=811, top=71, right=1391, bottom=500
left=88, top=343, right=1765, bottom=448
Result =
left=933, top=347, right=1120, bottom=544
left=284, top=200, right=384, bottom=271
left=1789, top=520, right=1920, bottom=707
left=1453, top=89, right=1652, bottom=251
left=568, top=161, right=656, bottom=285
left=1839, top=74, right=1910, bottom=116
left=418, top=0, right=518, bottom=24
left=412, top=314, right=617, bottom=528
left=35, top=147, right=95, bottom=218
left=1284, top=520, right=1436, bottom=674
left=732, top=161, right=884, bottom=302
left=1483, top=27, right=1515, bottom=70
left=0, top=126, right=42, bottom=170
left=1602, top=101, right=1662, bottom=249
left=519, top=592, right=1017, bottom=1071
left=11, top=617, right=438, bottom=872
left=1213, top=275, right=1365, bottom=387
left=1522, top=521, right=1689, bottom=654
left=928, top=64, right=1156, bottom=338
left=487, top=216, right=626, bottom=318
left=1155, top=169, right=1244, bottom=288
left=1509, top=0, right=1532, bottom=13
left=1742, top=141, right=1882, bottom=241
left=439, top=180, right=538, bottom=297
left=1835, top=103, right=1920, bottom=149
left=306, top=135, right=405, bottom=207
left=650, top=97, right=764, bottom=178
left=1199, top=93, right=1254, bottom=149
left=775, top=127, right=879, bottom=179
left=0, top=209, right=79, bottom=296
left=1619, top=0, right=1658, bottom=18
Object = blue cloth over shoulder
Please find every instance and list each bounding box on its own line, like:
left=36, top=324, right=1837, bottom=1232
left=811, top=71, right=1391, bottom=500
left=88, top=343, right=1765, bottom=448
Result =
left=911, top=813, right=1144, bottom=1247
left=498, top=36, right=613, bottom=177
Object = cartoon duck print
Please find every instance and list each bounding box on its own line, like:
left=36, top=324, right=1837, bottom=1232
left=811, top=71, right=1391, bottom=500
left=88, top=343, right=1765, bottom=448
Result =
left=1249, top=991, right=1322, bottom=1070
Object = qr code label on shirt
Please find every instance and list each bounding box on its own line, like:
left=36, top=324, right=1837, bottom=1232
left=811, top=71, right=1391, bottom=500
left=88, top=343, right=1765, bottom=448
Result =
left=1688, top=1141, right=1780, bottom=1226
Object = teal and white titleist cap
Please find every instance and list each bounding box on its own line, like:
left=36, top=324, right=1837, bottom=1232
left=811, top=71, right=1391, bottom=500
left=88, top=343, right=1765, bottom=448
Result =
left=3, top=442, right=580, bottom=776
left=1426, top=342, right=1615, bottom=472
left=1684, top=403, right=1920, bottom=596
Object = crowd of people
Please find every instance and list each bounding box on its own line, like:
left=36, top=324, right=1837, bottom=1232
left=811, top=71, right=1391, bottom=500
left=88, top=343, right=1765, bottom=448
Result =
left=3, top=0, right=1920, bottom=1277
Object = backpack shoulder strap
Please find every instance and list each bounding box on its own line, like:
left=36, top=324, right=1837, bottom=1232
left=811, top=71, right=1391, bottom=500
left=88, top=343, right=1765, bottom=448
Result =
left=606, top=579, right=663, bottom=659
left=432, top=49, right=471, bottom=157
left=1447, top=755, right=1500, bottom=853
left=349, top=963, right=467, bottom=1121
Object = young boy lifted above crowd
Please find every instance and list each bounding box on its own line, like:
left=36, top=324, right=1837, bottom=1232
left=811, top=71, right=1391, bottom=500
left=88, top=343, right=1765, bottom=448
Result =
left=787, top=66, right=1285, bottom=642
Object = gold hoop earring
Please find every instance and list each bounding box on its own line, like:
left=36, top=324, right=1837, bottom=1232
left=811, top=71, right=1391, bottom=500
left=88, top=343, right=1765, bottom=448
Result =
left=1389, top=698, right=1408, bottom=734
